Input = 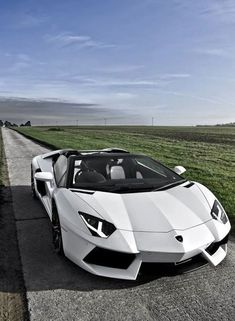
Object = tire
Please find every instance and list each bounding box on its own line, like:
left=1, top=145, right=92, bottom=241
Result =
left=31, top=167, right=38, bottom=199
left=52, top=204, right=64, bottom=256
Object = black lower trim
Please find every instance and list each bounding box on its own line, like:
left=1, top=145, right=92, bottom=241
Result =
left=206, top=233, right=229, bottom=256
left=140, top=253, right=208, bottom=277
left=83, top=247, right=136, bottom=269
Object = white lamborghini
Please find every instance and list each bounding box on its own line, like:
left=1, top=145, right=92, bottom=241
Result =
left=31, top=148, right=231, bottom=280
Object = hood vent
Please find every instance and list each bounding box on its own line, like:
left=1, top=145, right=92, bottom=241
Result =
left=184, top=182, right=194, bottom=188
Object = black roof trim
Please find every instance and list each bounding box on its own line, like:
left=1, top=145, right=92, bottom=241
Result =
left=43, top=148, right=129, bottom=160
left=42, top=149, right=77, bottom=159
left=79, top=148, right=129, bottom=154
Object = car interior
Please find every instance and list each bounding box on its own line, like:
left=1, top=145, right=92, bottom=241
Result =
left=72, top=156, right=170, bottom=186
left=52, top=151, right=178, bottom=188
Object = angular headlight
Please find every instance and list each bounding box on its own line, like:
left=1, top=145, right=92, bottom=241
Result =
left=79, top=212, right=116, bottom=238
left=211, top=200, right=228, bottom=224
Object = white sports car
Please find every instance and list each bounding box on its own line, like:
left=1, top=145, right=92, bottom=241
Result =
left=31, top=148, right=231, bottom=280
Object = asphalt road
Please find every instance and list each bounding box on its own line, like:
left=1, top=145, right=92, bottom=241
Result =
left=2, top=127, right=235, bottom=321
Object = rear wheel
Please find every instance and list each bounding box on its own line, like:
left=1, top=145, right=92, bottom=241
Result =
left=52, top=204, right=64, bottom=255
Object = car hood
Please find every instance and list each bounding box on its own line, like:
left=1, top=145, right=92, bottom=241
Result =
left=73, top=183, right=213, bottom=232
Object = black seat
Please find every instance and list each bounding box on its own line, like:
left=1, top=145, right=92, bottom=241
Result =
left=85, top=159, right=108, bottom=178
left=75, top=170, right=106, bottom=184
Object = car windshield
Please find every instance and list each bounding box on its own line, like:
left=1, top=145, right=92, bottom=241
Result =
left=69, top=154, right=185, bottom=193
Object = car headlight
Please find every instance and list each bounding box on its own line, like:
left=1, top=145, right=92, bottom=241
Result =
left=79, top=212, right=116, bottom=238
left=211, top=200, right=228, bottom=224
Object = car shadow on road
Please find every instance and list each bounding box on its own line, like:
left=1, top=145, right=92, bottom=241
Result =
left=3, top=185, right=210, bottom=293
left=0, top=186, right=30, bottom=320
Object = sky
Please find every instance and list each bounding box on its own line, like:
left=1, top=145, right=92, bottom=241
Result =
left=0, top=0, right=235, bottom=125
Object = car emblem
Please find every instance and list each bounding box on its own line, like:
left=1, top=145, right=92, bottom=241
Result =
left=175, top=235, right=183, bottom=242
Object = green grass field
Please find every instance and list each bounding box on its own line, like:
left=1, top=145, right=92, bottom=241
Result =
left=16, top=125, right=235, bottom=232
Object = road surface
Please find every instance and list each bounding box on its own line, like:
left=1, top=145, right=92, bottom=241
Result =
left=2, top=128, right=235, bottom=321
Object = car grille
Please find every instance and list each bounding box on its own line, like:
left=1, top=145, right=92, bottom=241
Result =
left=140, top=253, right=208, bottom=277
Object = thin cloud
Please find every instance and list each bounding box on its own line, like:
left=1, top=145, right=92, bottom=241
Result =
left=45, top=33, right=90, bottom=44
left=4, top=52, right=46, bottom=73
left=96, top=65, right=144, bottom=73
left=17, top=53, right=32, bottom=61
left=173, top=0, right=235, bottom=24
left=157, top=89, right=235, bottom=106
left=160, top=73, right=191, bottom=79
left=17, top=11, right=47, bottom=28
left=115, top=92, right=137, bottom=99
left=193, top=48, right=231, bottom=58
left=0, top=96, right=128, bottom=125
left=44, top=32, right=116, bottom=49
left=0, top=95, right=98, bottom=107
left=200, top=0, right=235, bottom=22
left=9, top=62, right=30, bottom=72
left=66, top=73, right=189, bottom=88
left=69, top=76, right=166, bottom=87
left=4, top=52, right=31, bottom=61
left=208, top=76, right=235, bottom=83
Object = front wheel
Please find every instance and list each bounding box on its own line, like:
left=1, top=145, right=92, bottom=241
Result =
left=52, top=207, right=64, bottom=256
left=31, top=167, right=38, bottom=199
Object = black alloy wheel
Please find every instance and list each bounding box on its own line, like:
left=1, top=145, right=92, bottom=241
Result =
left=52, top=209, right=64, bottom=255
left=31, top=168, right=37, bottom=199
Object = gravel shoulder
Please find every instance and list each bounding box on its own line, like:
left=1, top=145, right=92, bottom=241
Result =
left=1, top=127, right=235, bottom=321
left=0, top=129, right=29, bottom=321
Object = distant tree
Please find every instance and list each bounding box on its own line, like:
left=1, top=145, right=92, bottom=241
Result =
left=4, top=121, right=13, bottom=127
left=24, top=121, right=31, bottom=126
left=12, top=123, right=18, bottom=127
left=0, top=120, right=3, bottom=127
left=197, top=122, right=235, bottom=127
left=20, top=124, right=25, bottom=127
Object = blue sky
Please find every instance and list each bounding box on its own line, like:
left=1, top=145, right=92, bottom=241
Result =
left=0, top=0, right=235, bottom=125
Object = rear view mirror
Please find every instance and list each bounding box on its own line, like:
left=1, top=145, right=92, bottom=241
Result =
left=174, top=166, right=186, bottom=175
left=35, top=172, right=53, bottom=182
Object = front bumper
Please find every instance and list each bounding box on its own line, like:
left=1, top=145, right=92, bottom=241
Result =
left=62, top=219, right=231, bottom=280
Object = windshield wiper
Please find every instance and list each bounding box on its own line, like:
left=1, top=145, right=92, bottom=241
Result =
left=154, top=179, right=187, bottom=191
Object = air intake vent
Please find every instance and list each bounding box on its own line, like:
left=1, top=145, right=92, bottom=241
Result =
left=83, top=247, right=135, bottom=269
left=205, top=233, right=229, bottom=255
left=184, top=182, right=194, bottom=188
